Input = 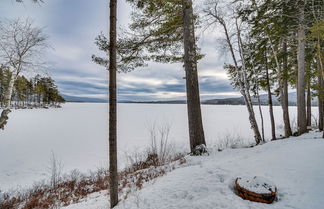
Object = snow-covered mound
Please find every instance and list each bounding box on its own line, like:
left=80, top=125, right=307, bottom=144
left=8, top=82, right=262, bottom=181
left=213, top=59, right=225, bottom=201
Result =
left=62, top=131, right=324, bottom=209
left=236, top=176, right=276, bottom=194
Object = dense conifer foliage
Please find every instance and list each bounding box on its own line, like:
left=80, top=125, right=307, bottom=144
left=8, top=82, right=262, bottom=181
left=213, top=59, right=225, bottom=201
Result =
left=0, top=66, right=65, bottom=108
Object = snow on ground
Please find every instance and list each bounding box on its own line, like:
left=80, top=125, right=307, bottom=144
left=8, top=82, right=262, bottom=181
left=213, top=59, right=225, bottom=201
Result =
left=62, top=131, right=324, bottom=209
left=0, top=103, right=318, bottom=191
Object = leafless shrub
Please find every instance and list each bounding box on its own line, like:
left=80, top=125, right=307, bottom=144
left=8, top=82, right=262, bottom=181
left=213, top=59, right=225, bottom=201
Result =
left=124, top=121, right=184, bottom=173
left=147, top=122, right=176, bottom=164
left=216, top=131, right=250, bottom=151
left=47, top=151, right=63, bottom=189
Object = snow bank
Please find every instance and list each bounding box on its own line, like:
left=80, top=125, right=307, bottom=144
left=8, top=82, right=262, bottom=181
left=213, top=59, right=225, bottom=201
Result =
left=62, top=131, right=324, bottom=209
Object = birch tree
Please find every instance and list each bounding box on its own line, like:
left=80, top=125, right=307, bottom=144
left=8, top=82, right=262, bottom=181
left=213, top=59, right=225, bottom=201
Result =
left=0, top=18, right=48, bottom=130
left=204, top=0, right=262, bottom=144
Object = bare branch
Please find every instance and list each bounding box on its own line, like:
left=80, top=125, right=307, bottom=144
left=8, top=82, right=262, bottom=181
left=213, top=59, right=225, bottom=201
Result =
left=0, top=18, right=49, bottom=130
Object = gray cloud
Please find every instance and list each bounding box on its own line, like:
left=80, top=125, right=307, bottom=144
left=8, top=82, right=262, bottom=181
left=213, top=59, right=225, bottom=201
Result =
left=0, top=0, right=239, bottom=101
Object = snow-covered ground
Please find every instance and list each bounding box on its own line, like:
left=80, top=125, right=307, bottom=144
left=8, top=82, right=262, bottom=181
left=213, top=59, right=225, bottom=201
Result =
left=0, top=103, right=319, bottom=191
left=62, top=131, right=324, bottom=209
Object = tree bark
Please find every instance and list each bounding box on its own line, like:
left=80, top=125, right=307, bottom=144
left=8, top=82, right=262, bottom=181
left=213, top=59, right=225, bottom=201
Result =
left=306, top=80, right=312, bottom=127
left=242, top=93, right=262, bottom=144
left=281, top=41, right=292, bottom=137
left=182, top=0, right=206, bottom=152
left=265, top=66, right=276, bottom=140
left=315, top=39, right=324, bottom=138
left=318, top=59, right=323, bottom=131
left=108, top=0, right=118, bottom=207
left=297, top=0, right=307, bottom=135
left=256, top=88, right=265, bottom=142
left=0, top=71, right=17, bottom=130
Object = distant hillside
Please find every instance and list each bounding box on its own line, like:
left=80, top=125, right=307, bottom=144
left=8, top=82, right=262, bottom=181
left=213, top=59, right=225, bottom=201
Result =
left=123, top=93, right=299, bottom=106
left=64, top=92, right=319, bottom=106
left=62, top=94, right=107, bottom=103
left=204, top=93, right=284, bottom=105
left=204, top=92, right=320, bottom=106
left=122, top=100, right=186, bottom=104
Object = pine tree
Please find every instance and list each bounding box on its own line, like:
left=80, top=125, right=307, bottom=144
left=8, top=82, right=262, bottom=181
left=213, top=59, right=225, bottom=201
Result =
left=108, top=0, right=118, bottom=207
left=93, top=0, right=206, bottom=152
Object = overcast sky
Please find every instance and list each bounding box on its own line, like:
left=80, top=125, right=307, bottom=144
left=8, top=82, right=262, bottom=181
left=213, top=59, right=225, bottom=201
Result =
left=0, top=0, right=240, bottom=101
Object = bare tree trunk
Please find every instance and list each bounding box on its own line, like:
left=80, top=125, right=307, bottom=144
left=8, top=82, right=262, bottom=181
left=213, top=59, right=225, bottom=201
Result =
left=265, top=66, right=276, bottom=140
left=235, top=19, right=262, bottom=144
left=108, top=0, right=118, bottom=207
left=315, top=39, right=324, bottom=138
left=241, top=93, right=262, bottom=144
left=297, top=0, right=307, bottom=135
left=0, top=71, right=17, bottom=129
left=182, top=0, right=206, bottom=152
left=256, top=89, right=265, bottom=142
left=318, top=59, right=323, bottom=131
left=268, top=36, right=292, bottom=138
left=281, top=41, right=292, bottom=137
left=306, top=80, right=312, bottom=127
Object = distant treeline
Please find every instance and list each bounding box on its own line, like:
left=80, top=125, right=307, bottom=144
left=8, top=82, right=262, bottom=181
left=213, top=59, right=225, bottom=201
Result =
left=0, top=68, right=65, bottom=109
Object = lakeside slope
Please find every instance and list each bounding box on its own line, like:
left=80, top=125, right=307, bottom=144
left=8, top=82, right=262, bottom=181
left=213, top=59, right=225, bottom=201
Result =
left=63, top=131, right=324, bottom=209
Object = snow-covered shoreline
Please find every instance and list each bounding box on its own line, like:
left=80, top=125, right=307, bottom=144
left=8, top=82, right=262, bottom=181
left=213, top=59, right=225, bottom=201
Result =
left=63, top=131, right=324, bottom=209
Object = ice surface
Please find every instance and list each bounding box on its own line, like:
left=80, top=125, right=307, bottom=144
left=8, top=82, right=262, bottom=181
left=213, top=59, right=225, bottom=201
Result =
left=0, top=103, right=317, bottom=192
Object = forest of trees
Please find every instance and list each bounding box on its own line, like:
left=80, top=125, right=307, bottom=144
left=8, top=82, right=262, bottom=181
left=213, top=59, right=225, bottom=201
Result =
left=202, top=0, right=324, bottom=139
left=0, top=0, right=322, bottom=208
left=95, top=0, right=324, bottom=144
left=96, top=1, right=324, bottom=206
left=0, top=66, right=65, bottom=109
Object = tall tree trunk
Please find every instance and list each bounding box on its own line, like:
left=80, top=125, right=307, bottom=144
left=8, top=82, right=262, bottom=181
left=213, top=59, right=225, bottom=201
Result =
left=256, top=88, right=265, bottom=142
left=281, top=40, right=293, bottom=137
left=235, top=20, right=262, bottom=145
left=182, top=0, right=206, bottom=152
left=318, top=59, right=323, bottom=131
left=264, top=51, right=276, bottom=140
left=108, top=0, right=118, bottom=207
left=297, top=0, right=307, bottom=135
left=315, top=39, right=324, bottom=138
left=268, top=35, right=292, bottom=138
left=306, top=80, right=312, bottom=127
left=265, top=67, right=276, bottom=140
left=0, top=71, right=17, bottom=130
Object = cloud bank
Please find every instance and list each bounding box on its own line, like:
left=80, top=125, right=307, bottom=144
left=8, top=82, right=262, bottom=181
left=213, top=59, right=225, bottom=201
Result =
left=0, top=0, right=239, bottom=101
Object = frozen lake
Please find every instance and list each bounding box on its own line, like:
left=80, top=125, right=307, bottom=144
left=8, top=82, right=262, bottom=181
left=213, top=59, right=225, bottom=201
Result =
left=0, top=103, right=318, bottom=191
